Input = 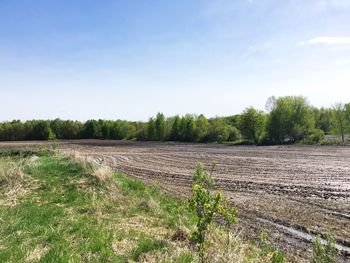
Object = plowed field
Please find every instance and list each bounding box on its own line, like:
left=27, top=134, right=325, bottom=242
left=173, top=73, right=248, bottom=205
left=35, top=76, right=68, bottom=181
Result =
left=1, top=140, right=349, bottom=262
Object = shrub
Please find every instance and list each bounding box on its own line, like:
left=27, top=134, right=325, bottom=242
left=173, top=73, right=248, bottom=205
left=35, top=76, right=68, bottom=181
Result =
left=227, top=126, right=241, bottom=142
left=302, top=129, right=325, bottom=144
left=188, top=163, right=237, bottom=263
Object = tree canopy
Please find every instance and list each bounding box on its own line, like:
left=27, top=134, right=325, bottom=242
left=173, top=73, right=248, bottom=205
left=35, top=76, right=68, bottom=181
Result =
left=1, top=96, right=349, bottom=144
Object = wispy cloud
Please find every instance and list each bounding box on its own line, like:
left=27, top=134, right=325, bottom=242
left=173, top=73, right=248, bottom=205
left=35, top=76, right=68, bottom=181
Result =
left=301, top=37, right=350, bottom=45
left=318, top=0, right=350, bottom=9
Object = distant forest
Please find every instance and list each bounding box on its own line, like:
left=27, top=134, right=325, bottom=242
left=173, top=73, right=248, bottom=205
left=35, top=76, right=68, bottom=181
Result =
left=1, top=96, right=349, bottom=145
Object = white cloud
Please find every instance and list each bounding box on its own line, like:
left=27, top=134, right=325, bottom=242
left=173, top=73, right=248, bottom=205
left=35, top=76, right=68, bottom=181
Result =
left=318, top=0, right=350, bottom=9
left=301, top=37, right=350, bottom=45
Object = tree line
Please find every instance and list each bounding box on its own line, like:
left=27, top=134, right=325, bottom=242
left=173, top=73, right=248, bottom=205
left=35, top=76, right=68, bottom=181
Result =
left=1, top=96, right=350, bottom=144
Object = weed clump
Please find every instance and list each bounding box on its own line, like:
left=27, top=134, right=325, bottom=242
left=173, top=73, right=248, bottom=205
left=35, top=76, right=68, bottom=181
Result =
left=259, top=232, right=285, bottom=263
left=91, top=165, right=113, bottom=183
left=311, top=235, right=338, bottom=263
left=0, top=159, right=25, bottom=187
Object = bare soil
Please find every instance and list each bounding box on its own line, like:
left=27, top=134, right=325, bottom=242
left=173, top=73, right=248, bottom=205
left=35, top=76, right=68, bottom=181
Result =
left=1, top=140, right=349, bottom=262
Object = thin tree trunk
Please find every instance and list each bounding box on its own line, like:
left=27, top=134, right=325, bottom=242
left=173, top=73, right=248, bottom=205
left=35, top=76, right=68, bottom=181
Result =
left=340, top=122, right=344, bottom=143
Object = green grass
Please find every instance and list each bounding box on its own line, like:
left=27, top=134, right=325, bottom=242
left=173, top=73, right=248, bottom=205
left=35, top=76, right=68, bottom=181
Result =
left=0, top=155, right=121, bottom=262
left=0, top=151, right=190, bottom=262
left=131, top=239, right=168, bottom=261
left=0, top=149, right=285, bottom=262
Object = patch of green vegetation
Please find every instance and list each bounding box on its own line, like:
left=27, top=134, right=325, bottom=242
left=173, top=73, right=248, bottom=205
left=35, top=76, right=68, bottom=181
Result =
left=0, top=153, right=287, bottom=262
left=167, top=251, right=194, bottom=263
left=0, top=147, right=51, bottom=158
left=131, top=238, right=168, bottom=261
left=115, top=172, right=146, bottom=193
left=260, top=232, right=285, bottom=263
left=113, top=172, right=194, bottom=229
left=311, top=236, right=338, bottom=263
left=0, top=155, right=120, bottom=263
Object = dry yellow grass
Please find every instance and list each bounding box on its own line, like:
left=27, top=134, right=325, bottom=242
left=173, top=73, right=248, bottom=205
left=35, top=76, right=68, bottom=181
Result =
left=92, top=165, right=113, bottom=182
left=0, top=158, right=25, bottom=186
left=26, top=244, right=49, bottom=262
left=0, top=158, right=38, bottom=206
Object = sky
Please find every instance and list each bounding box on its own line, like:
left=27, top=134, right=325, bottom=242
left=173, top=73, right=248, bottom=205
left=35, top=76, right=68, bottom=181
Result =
left=1, top=0, right=350, bottom=121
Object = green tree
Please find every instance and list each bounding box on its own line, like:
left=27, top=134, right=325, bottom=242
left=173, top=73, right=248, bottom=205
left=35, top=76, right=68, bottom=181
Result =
left=238, top=107, right=266, bottom=144
left=345, top=103, right=350, bottom=122
left=207, top=118, right=230, bottom=143
left=227, top=126, right=241, bottom=142
left=266, top=96, right=315, bottom=143
left=31, top=121, right=55, bottom=140
left=170, top=115, right=181, bottom=141
left=51, top=119, right=83, bottom=139
left=179, top=115, right=197, bottom=141
left=224, top=115, right=240, bottom=127
left=121, top=122, right=136, bottom=139
left=110, top=120, right=123, bottom=139
left=83, top=120, right=101, bottom=139
left=314, top=108, right=333, bottom=134
left=101, top=121, right=113, bottom=139
left=155, top=113, right=166, bottom=141
left=195, top=115, right=210, bottom=142
left=0, top=121, right=26, bottom=141
left=214, top=125, right=229, bottom=143
left=147, top=118, right=156, bottom=141
left=332, top=102, right=347, bottom=143
left=135, top=122, right=148, bottom=141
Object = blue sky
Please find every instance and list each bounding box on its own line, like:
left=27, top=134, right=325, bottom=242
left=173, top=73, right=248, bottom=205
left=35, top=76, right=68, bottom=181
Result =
left=1, top=0, right=350, bottom=121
